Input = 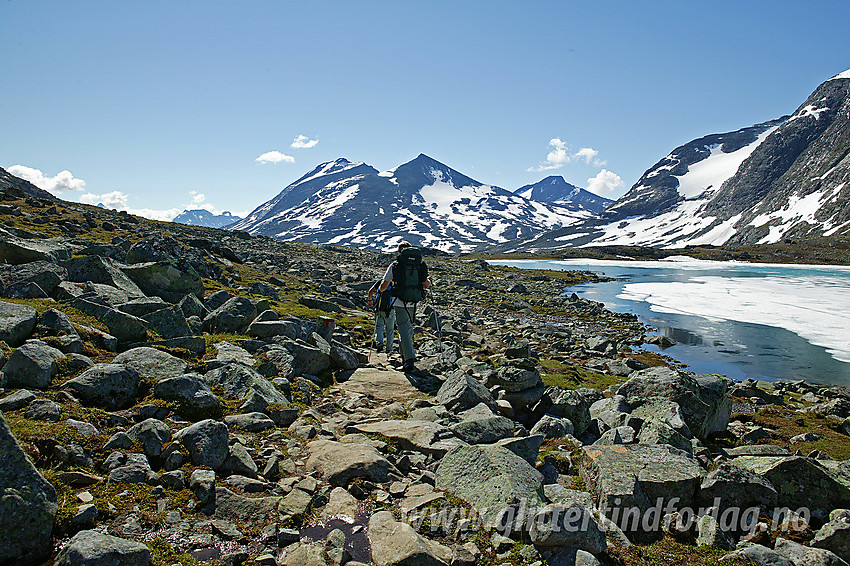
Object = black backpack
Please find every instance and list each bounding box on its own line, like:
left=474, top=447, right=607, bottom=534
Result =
left=375, top=284, right=394, bottom=315
left=392, top=247, right=427, bottom=303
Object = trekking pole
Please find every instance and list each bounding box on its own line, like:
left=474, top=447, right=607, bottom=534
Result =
left=428, top=294, right=445, bottom=364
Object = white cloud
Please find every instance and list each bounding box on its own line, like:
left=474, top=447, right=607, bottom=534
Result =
left=77, top=190, right=182, bottom=221
left=190, top=191, right=206, bottom=204
left=256, top=150, right=295, bottom=164
left=291, top=134, right=318, bottom=149
left=531, top=140, right=606, bottom=171
left=7, top=164, right=86, bottom=193
left=586, top=169, right=625, bottom=195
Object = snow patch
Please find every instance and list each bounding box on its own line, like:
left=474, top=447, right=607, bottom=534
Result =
left=829, top=68, right=850, bottom=81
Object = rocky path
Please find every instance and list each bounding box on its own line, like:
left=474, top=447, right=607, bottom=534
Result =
left=2, top=187, right=850, bottom=566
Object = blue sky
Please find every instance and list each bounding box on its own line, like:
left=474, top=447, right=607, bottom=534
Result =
left=2, top=1, right=849, bottom=220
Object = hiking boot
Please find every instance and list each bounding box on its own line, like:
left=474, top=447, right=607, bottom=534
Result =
left=374, top=345, right=383, bottom=353
left=402, top=359, right=415, bottom=373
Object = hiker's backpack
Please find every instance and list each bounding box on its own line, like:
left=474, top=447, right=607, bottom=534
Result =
left=375, top=284, right=394, bottom=315
left=392, top=247, right=427, bottom=303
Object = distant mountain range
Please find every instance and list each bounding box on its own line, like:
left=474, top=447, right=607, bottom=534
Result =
left=498, top=69, right=850, bottom=252
left=514, top=176, right=613, bottom=213
left=230, top=154, right=607, bottom=253
left=172, top=209, right=242, bottom=229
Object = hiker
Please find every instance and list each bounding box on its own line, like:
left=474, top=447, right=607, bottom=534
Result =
left=378, top=241, right=431, bottom=372
left=367, top=278, right=396, bottom=354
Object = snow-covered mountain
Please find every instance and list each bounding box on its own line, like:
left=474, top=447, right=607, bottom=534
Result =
left=515, top=175, right=613, bottom=213
left=230, top=154, right=597, bottom=253
left=172, top=209, right=242, bottom=228
left=499, top=69, right=850, bottom=252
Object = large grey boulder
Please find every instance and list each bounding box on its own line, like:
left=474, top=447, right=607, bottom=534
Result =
left=153, top=373, right=222, bottom=415
left=487, top=363, right=542, bottom=392
left=529, top=502, right=607, bottom=555
left=53, top=529, right=151, bottom=566
left=617, top=367, right=731, bottom=439
left=449, top=412, right=515, bottom=445
left=64, top=255, right=146, bottom=299
left=368, top=510, right=451, bottom=566
left=732, top=455, right=850, bottom=520
left=285, top=339, right=332, bottom=377
left=435, top=443, right=544, bottom=529
left=698, top=462, right=778, bottom=516
left=434, top=368, right=496, bottom=412
left=107, top=453, right=159, bottom=485
left=720, top=544, right=794, bottom=566
left=1, top=340, right=65, bottom=389
left=812, top=514, right=850, bottom=562
left=142, top=305, right=192, bottom=338
left=0, top=261, right=66, bottom=296
left=204, top=362, right=289, bottom=409
left=121, top=261, right=204, bottom=303
left=306, top=439, right=396, bottom=486
left=545, top=386, right=593, bottom=436
left=776, top=536, right=850, bottom=566
left=127, top=418, right=172, bottom=458
left=0, top=301, right=38, bottom=346
left=63, top=363, right=141, bottom=410
left=175, top=419, right=230, bottom=470
left=40, top=308, right=79, bottom=337
left=0, top=412, right=58, bottom=565
left=530, top=414, right=575, bottom=439
left=580, top=444, right=703, bottom=541
left=203, top=296, right=258, bottom=334
left=113, top=347, right=188, bottom=381
left=213, top=487, right=281, bottom=524
left=348, top=420, right=457, bottom=457
left=117, top=296, right=169, bottom=317
left=0, top=234, right=71, bottom=265
left=101, top=309, right=148, bottom=345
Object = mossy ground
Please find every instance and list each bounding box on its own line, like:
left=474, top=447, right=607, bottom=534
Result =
left=539, top=358, right=624, bottom=391
left=739, top=405, right=850, bottom=460
left=606, top=536, right=757, bottom=565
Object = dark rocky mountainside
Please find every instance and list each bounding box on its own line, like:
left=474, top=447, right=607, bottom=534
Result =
left=498, top=70, right=850, bottom=253
left=172, top=209, right=243, bottom=229
left=0, top=166, right=55, bottom=200
left=514, top=175, right=613, bottom=214
left=3, top=184, right=850, bottom=565
left=231, top=154, right=597, bottom=254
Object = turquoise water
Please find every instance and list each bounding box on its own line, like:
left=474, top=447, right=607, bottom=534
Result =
left=494, top=258, right=850, bottom=385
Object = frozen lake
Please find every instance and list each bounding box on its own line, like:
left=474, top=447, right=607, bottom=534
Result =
left=493, top=258, right=850, bottom=385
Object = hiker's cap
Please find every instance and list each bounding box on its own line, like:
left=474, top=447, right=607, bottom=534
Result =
left=398, top=241, right=412, bottom=252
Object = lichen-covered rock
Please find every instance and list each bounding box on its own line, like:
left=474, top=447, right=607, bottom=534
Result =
left=776, top=536, right=849, bottom=566
left=64, top=255, right=146, bottom=299
left=434, top=368, right=496, bottom=412
left=0, top=412, right=58, bottom=565
left=202, top=296, right=258, bottom=334
left=1, top=339, right=65, bottom=389
left=203, top=362, right=289, bottom=409
left=368, top=510, right=451, bottom=566
left=175, top=419, right=229, bottom=470
left=113, top=346, right=188, bottom=381
left=64, top=363, right=141, bottom=410
left=127, top=418, right=172, bottom=458
left=121, top=261, right=204, bottom=303
left=435, top=444, right=544, bottom=529
left=616, top=367, right=731, bottom=439
left=153, top=373, right=222, bottom=414
left=698, top=462, right=778, bottom=516
left=545, top=386, right=593, bottom=436
left=529, top=502, right=607, bottom=555
left=0, top=301, right=38, bottom=347
left=487, top=363, right=542, bottom=392
left=53, top=529, right=151, bottom=566
left=306, top=439, right=396, bottom=487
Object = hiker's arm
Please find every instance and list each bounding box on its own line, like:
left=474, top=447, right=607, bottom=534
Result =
left=423, top=276, right=432, bottom=290
left=379, top=264, right=392, bottom=292
left=379, top=280, right=390, bottom=292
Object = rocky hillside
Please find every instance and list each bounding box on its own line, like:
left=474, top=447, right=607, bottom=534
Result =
left=500, top=69, right=850, bottom=253
left=230, top=154, right=597, bottom=254
left=172, top=209, right=243, bottom=229
left=4, top=185, right=850, bottom=566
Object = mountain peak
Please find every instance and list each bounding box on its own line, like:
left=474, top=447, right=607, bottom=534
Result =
left=829, top=68, right=850, bottom=81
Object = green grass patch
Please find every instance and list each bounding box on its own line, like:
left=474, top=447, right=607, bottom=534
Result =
left=539, top=358, right=624, bottom=391
left=607, top=535, right=756, bottom=565
left=747, top=405, right=850, bottom=460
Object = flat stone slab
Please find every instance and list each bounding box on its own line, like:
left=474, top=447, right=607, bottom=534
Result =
left=348, top=420, right=458, bottom=457
left=339, top=367, right=426, bottom=403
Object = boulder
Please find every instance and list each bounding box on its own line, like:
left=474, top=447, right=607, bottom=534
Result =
left=306, top=439, right=396, bottom=486
left=0, top=301, right=38, bottom=346
left=529, top=502, right=607, bottom=555
left=203, top=296, right=258, bottom=334
left=24, top=398, right=62, bottom=421
left=449, top=413, right=515, bottom=445
left=530, top=414, right=575, bottom=439
left=698, top=462, right=778, bottom=516
left=580, top=444, right=703, bottom=541
left=175, top=419, right=230, bottom=470
left=435, top=369, right=497, bottom=412
left=812, top=515, right=850, bottom=562
left=487, top=363, right=542, bottom=392
left=221, top=443, right=258, bottom=478
left=141, top=305, right=192, bottom=338
left=0, top=412, right=58, bottom=565
left=64, top=255, right=145, bottom=299
left=113, top=346, right=188, bottom=381
left=203, top=362, right=289, bottom=409
left=101, top=309, right=148, bottom=345
left=64, top=363, right=141, bottom=410
left=0, top=234, right=71, bottom=265
left=153, top=374, right=222, bottom=415
left=117, top=296, right=170, bottom=317
left=0, top=388, right=36, bottom=412
left=776, top=536, right=849, bottom=566
left=40, top=308, right=79, bottom=337
left=732, top=455, right=850, bottom=520
left=285, top=339, right=332, bottom=377
left=368, top=510, right=451, bottom=566
left=348, top=419, right=457, bottom=457
left=1, top=340, right=65, bottom=389
left=224, top=412, right=276, bottom=432
left=53, top=529, right=151, bottom=566
left=127, top=418, right=172, bottom=458
left=435, top=443, right=544, bottom=529
left=121, top=261, right=204, bottom=303
left=545, top=387, right=593, bottom=436
left=0, top=260, right=65, bottom=296
left=617, top=367, right=731, bottom=439
left=720, top=544, right=794, bottom=566
left=107, top=453, right=159, bottom=485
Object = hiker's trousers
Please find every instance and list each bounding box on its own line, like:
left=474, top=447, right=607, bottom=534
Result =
left=375, top=309, right=396, bottom=353
left=394, top=305, right=416, bottom=363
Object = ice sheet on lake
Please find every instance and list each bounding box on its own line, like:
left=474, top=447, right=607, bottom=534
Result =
left=619, top=275, right=850, bottom=363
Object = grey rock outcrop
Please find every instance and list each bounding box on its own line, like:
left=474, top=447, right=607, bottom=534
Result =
left=0, top=301, right=38, bottom=346
left=64, top=363, right=141, bottom=410
left=53, top=529, right=151, bottom=566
